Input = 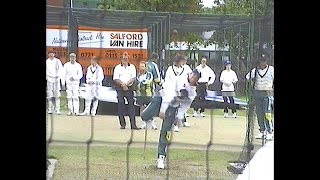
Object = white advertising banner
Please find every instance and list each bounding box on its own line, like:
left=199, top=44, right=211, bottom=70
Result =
left=46, top=29, right=148, bottom=49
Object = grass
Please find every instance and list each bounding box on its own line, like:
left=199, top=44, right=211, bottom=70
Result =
left=48, top=145, right=238, bottom=180
left=59, top=91, right=68, bottom=111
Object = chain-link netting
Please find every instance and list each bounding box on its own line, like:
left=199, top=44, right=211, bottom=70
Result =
left=46, top=4, right=273, bottom=179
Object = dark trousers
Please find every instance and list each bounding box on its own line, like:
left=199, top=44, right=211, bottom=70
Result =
left=194, top=82, right=207, bottom=113
left=116, top=89, right=137, bottom=128
left=223, top=96, right=236, bottom=113
left=252, top=91, right=273, bottom=133
left=140, top=96, right=162, bottom=121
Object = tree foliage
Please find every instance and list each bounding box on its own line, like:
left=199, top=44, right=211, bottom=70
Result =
left=202, top=0, right=273, bottom=16
left=81, top=0, right=273, bottom=63
left=201, top=0, right=274, bottom=65
left=98, top=0, right=203, bottom=13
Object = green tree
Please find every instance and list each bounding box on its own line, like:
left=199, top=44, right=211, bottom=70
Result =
left=201, top=0, right=274, bottom=68
left=98, top=0, right=204, bottom=12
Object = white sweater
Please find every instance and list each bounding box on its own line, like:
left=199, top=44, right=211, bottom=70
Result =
left=86, top=65, right=104, bottom=85
left=220, top=69, right=238, bottom=92
left=63, top=61, right=83, bottom=84
left=46, top=57, right=63, bottom=83
left=246, top=65, right=274, bottom=91
left=195, top=65, right=216, bottom=85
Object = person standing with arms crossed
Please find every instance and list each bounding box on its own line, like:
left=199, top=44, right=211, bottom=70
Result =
left=46, top=51, right=64, bottom=114
left=246, top=54, right=274, bottom=140
left=140, top=52, right=163, bottom=129
left=80, top=56, right=104, bottom=116
left=220, top=60, right=238, bottom=118
left=63, top=53, right=83, bottom=116
left=136, top=61, right=157, bottom=130
left=113, top=53, right=140, bottom=130
left=193, top=57, right=215, bottom=117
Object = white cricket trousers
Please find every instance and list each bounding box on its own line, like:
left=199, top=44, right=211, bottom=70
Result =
left=82, top=84, right=101, bottom=116
left=66, top=83, right=80, bottom=114
left=47, top=81, right=61, bottom=112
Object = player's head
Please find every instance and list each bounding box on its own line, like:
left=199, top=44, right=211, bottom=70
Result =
left=90, top=56, right=99, bottom=66
left=48, top=51, right=55, bottom=59
left=224, top=60, right=232, bottom=69
left=121, top=52, right=129, bottom=64
left=139, top=61, right=147, bottom=73
left=150, top=53, right=159, bottom=60
left=258, top=54, right=268, bottom=69
left=201, top=57, right=207, bottom=67
left=69, top=53, right=76, bottom=63
left=188, top=69, right=201, bottom=86
left=181, top=56, right=188, bottom=65
left=172, top=54, right=183, bottom=66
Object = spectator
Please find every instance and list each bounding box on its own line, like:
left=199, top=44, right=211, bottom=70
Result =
left=113, top=53, right=140, bottom=130
left=79, top=56, right=104, bottom=116
left=193, top=57, right=216, bottom=117
left=220, top=60, right=238, bottom=118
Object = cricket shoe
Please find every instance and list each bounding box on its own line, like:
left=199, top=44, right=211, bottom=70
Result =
left=266, top=132, right=273, bottom=140
left=156, top=155, right=165, bottom=169
left=172, top=125, right=179, bottom=132
left=79, top=112, right=90, bottom=116
left=232, top=113, right=237, bottom=118
left=183, top=122, right=191, bottom=127
left=192, top=111, right=198, bottom=117
left=140, top=121, right=147, bottom=129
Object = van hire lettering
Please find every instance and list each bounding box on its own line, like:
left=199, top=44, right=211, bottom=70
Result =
left=110, top=33, right=143, bottom=40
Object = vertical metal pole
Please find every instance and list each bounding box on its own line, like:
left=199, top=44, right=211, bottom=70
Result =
left=258, top=21, right=262, bottom=53
left=222, top=28, right=226, bottom=60
left=238, top=25, right=242, bottom=72
left=246, top=0, right=257, bottom=162
left=151, top=25, right=155, bottom=53
left=160, top=20, right=163, bottom=56
left=168, top=13, right=171, bottom=61
left=67, top=1, right=72, bottom=56
left=230, top=27, right=233, bottom=62
left=155, top=23, right=159, bottom=54
left=270, top=15, right=274, bottom=65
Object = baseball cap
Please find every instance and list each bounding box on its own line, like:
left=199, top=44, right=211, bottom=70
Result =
left=69, top=53, right=76, bottom=57
left=259, top=54, right=268, bottom=61
left=224, top=60, right=232, bottom=65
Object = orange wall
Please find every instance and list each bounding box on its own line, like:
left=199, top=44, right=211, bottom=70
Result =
left=47, top=0, right=64, bottom=6
left=46, top=47, right=148, bottom=76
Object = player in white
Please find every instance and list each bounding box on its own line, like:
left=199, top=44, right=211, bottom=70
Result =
left=80, top=56, right=104, bottom=116
left=46, top=51, right=63, bottom=114
left=63, top=53, right=83, bottom=116
left=220, top=60, right=238, bottom=118
left=156, top=69, right=201, bottom=169
left=194, top=57, right=216, bottom=117
left=179, top=56, right=193, bottom=127
left=162, top=54, right=186, bottom=132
